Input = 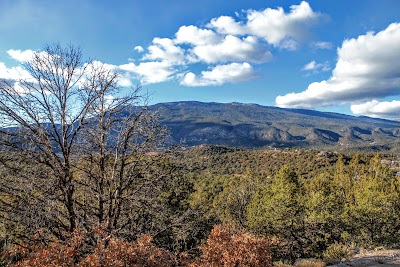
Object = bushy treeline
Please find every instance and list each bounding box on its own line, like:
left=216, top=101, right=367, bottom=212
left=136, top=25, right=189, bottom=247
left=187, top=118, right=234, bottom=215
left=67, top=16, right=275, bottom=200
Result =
left=1, top=146, right=400, bottom=265
left=189, top=149, right=400, bottom=259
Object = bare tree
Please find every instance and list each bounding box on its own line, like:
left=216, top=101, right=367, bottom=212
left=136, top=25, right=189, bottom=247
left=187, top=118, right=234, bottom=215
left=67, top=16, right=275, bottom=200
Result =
left=76, top=62, right=167, bottom=236
left=0, top=43, right=166, bottom=243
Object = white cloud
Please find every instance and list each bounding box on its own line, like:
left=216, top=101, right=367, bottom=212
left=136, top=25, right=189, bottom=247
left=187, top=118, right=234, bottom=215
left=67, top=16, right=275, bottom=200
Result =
left=7, top=49, right=35, bottom=62
left=247, top=1, right=319, bottom=45
left=302, top=60, right=330, bottom=72
left=175, top=25, right=221, bottom=46
left=302, top=61, right=317, bottom=71
left=276, top=23, right=400, bottom=109
left=181, top=62, right=255, bottom=86
left=208, top=1, right=321, bottom=48
left=134, top=46, right=144, bottom=53
left=1, top=2, right=324, bottom=88
left=116, top=74, right=134, bottom=87
left=192, top=35, right=271, bottom=64
left=86, top=60, right=117, bottom=71
left=0, top=62, right=32, bottom=80
left=82, top=61, right=135, bottom=87
left=131, top=17, right=272, bottom=86
left=311, top=41, right=333, bottom=50
left=279, top=39, right=298, bottom=51
left=7, top=49, right=49, bottom=63
left=351, top=100, right=400, bottom=119
left=208, top=16, right=246, bottom=35
left=142, top=37, right=186, bottom=65
left=119, top=61, right=175, bottom=84
left=12, top=81, right=32, bottom=95
left=119, top=1, right=321, bottom=86
left=104, top=94, right=116, bottom=108
left=2, top=48, right=174, bottom=86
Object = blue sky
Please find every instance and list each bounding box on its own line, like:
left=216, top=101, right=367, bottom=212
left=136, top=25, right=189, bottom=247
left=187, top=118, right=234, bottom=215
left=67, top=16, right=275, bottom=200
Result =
left=1, top=0, right=400, bottom=119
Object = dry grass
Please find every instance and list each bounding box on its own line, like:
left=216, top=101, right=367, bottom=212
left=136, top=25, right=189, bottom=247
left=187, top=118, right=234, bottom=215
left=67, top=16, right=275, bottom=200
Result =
left=273, top=261, right=292, bottom=267
left=273, top=259, right=326, bottom=267
left=295, top=259, right=326, bottom=267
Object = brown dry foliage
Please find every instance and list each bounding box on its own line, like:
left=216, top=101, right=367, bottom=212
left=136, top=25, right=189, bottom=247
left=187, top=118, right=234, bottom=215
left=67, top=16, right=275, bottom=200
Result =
left=81, top=234, right=176, bottom=267
left=190, top=224, right=272, bottom=267
left=5, top=229, right=176, bottom=267
left=4, top=225, right=273, bottom=267
left=6, top=230, right=85, bottom=267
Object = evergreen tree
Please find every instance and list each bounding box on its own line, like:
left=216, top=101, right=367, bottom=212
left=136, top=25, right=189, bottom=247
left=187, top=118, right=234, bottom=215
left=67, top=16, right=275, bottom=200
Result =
left=348, top=154, right=400, bottom=245
left=247, top=166, right=305, bottom=258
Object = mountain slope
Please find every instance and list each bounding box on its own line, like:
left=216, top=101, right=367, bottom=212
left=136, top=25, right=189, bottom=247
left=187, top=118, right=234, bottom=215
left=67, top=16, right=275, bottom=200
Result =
left=151, top=101, right=400, bottom=151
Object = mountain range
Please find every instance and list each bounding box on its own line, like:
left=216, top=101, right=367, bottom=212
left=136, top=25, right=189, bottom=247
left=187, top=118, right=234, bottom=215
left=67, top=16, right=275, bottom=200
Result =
left=150, top=101, right=400, bottom=151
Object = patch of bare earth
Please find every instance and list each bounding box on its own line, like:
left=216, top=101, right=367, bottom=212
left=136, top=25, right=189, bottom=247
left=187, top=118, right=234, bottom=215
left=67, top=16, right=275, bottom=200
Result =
left=332, top=249, right=400, bottom=267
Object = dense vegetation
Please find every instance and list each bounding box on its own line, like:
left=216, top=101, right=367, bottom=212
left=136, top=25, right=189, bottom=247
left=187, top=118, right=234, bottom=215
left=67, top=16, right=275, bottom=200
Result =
left=1, top=44, right=399, bottom=266
left=1, top=146, right=399, bottom=266
left=183, top=147, right=400, bottom=256
left=153, top=101, right=400, bottom=151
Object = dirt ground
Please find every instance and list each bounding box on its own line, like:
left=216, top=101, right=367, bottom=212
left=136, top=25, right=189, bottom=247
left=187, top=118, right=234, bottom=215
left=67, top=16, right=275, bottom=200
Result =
left=332, top=249, right=400, bottom=267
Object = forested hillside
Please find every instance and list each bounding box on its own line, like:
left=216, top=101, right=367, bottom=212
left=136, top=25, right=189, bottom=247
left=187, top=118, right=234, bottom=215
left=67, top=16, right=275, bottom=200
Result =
left=2, top=146, right=399, bottom=266
left=152, top=101, right=400, bottom=151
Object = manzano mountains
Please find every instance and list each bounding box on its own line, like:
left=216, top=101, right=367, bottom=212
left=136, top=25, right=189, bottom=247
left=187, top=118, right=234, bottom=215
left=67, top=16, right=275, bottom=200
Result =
left=151, top=101, right=400, bottom=151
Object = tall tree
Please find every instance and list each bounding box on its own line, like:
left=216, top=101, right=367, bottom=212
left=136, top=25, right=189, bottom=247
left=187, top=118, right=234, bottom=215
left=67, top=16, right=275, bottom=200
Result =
left=348, top=155, right=400, bottom=245
left=0, top=44, right=165, bottom=243
left=75, top=62, right=166, bottom=236
left=247, top=166, right=305, bottom=259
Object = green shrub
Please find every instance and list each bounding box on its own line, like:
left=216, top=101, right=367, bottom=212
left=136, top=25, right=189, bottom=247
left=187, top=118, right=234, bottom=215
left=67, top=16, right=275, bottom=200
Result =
left=323, top=242, right=350, bottom=263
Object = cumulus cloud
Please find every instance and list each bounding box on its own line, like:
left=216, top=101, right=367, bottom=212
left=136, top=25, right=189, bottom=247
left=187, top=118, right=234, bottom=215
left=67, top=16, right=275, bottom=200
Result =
left=276, top=23, right=400, bottom=109
left=192, top=35, right=271, bottom=64
left=0, top=62, right=32, bottom=80
left=7, top=49, right=49, bottom=63
left=125, top=1, right=322, bottom=85
left=302, top=61, right=317, bottom=71
left=3, top=2, right=326, bottom=87
left=7, top=49, right=35, bottom=62
left=86, top=60, right=117, bottom=71
left=181, top=62, right=255, bottom=86
left=134, top=46, right=144, bottom=53
left=302, top=60, right=330, bottom=73
left=208, top=16, right=246, bottom=35
left=133, top=13, right=275, bottom=85
left=2, top=48, right=175, bottom=86
left=351, top=100, right=400, bottom=119
left=175, top=25, right=221, bottom=46
left=208, top=1, right=321, bottom=48
left=12, top=81, right=32, bottom=95
left=80, top=60, right=135, bottom=87
left=119, top=61, right=176, bottom=84
left=142, top=37, right=186, bottom=65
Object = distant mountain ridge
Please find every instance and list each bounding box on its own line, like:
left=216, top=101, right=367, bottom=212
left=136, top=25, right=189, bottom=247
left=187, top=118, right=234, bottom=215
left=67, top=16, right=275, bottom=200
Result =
left=150, top=101, right=400, bottom=151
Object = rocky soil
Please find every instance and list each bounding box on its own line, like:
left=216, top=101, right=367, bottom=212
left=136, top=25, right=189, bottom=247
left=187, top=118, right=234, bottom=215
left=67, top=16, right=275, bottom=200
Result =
left=332, top=249, right=400, bottom=267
